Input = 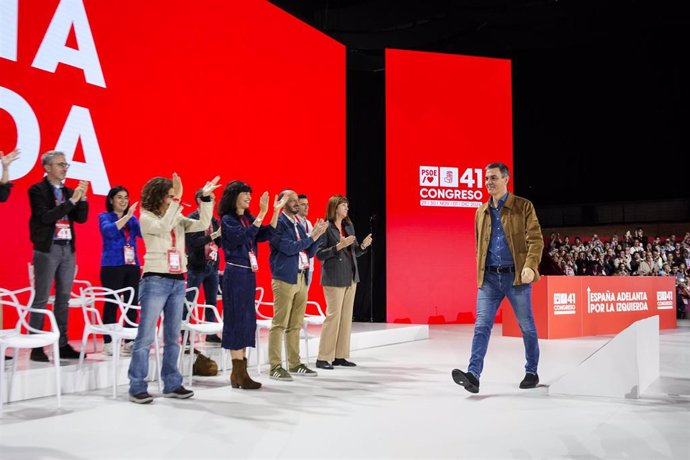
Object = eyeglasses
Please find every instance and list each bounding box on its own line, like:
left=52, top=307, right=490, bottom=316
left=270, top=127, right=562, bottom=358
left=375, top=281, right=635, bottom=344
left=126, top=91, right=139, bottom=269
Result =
left=54, top=162, right=70, bottom=169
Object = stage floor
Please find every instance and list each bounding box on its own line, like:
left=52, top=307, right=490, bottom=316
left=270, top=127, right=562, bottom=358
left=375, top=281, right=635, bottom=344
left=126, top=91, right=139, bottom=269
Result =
left=1, top=321, right=688, bottom=459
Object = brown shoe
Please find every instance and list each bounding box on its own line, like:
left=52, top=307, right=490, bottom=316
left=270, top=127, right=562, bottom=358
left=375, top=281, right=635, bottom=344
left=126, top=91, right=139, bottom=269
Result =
left=230, top=358, right=261, bottom=389
left=192, top=353, right=218, bottom=376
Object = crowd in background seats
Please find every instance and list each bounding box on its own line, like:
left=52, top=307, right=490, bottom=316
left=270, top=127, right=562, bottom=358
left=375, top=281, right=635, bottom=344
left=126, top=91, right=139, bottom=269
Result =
left=542, top=227, right=690, bottom=318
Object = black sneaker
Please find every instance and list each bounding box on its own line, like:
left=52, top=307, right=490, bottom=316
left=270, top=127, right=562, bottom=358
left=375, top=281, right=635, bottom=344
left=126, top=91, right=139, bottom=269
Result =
left=30, top=347, right=50, bottom=362
left=332, top=358, right=356, bottom=367
left=163, top=386, right=194, bottom=399
left=519, top=372, right=539, bottom=389
left=315, top=360, right=334, bottom=370
left=205, top=334, right=222, bottom=344
left=129, top=392, right=154, bottom=404
left=451, top=369, right=480, bottom=394
left=59, top=344, right=84, bottom=359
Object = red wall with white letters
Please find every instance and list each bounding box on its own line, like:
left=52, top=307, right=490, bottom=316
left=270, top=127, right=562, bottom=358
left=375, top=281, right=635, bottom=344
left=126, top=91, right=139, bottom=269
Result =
left=0, top=1, right=345, bottom=335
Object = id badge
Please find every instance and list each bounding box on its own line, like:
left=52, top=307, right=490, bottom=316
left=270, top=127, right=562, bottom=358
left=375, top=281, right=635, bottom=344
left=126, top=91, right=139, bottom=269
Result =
left=248, top=250, right=259, bottom=272
left=55, top=221, right=72, bottom=240
left=205, top=242, right=218, bottom=262
left=124, top=245, right=136, bottom=265
left=167, top=248, right=182, bottom=273
left=298, top=251, right=310, bottom=269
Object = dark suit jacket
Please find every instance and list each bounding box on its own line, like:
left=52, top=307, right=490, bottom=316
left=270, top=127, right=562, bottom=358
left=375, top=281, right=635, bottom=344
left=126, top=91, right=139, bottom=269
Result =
left=185, top=211, right=222, bottom=270
left=28, top=178, right=89, bottom=253
left=0, top=182, right=12, bottom=202
left=316, top=221, right=368, bottom=287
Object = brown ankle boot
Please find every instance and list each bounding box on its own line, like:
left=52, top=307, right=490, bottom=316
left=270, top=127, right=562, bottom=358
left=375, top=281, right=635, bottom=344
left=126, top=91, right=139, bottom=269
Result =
left=238, top=357, right=262, bottom=389
left=230, top=359, right=243, bottom=388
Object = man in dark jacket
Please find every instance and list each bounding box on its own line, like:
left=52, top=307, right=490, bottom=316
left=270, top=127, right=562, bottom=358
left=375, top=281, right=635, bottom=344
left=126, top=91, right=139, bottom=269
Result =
left=185, top=189, right=222, bottom=343
left=28, top=151, right=89, bottom=362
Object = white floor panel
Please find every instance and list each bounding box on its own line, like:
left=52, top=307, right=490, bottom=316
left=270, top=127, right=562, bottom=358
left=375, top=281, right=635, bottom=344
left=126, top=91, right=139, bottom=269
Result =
left=1, top=322, right=688, bottom=460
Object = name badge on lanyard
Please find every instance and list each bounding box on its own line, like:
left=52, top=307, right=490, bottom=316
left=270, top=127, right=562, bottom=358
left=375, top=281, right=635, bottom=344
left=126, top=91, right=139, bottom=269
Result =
left=55, top=221, right=72, bottom=240
left=298, top=251, right=310, bottom=269
left=248, top=250, right=259, bottom=272
left=124, top=246, right=136, bottom=265
left=240, top=216, right=259, bottom=272
left=293, top=220, right=310, bottom=269
left=53, top=189, right=72, bottom=240
left=123, top=225, right=136, bottom=265
left=204, top=223, right=218, bottom=262
left=168, top=229, right=182, bottom=273
left=205, top=242, right=218, bottom=262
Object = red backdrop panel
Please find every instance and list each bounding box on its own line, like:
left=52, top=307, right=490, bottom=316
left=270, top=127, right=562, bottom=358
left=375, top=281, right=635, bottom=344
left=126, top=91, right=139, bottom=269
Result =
left=0, top=0, right=345, bottom=336
left=385, top=49, right=513, bottom=324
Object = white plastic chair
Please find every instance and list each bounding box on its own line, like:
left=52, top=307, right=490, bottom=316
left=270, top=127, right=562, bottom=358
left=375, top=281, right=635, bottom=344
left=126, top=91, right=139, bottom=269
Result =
left=78, top=286, right=161, bottom=398
left=27, top=262, right=97, bottom=352
left=0, top=287, right=61, bottom=416
left=253, top=288, right=318, bottom=371
left=254, top=287, right=272, bottom=374
left=179, top=287, right=226, bottom=387
left=301, top=300, right=326, bottom=366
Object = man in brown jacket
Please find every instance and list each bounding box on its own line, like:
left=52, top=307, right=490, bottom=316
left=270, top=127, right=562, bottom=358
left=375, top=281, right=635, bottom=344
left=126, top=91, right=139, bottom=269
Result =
left=452, top=162, right=543, bottom=393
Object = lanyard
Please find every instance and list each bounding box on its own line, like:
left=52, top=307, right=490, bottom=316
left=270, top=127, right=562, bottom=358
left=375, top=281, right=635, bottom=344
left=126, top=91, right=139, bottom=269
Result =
left=294, top=220, right=301, bottom=241
left=240, top=216, right=256, bottom=252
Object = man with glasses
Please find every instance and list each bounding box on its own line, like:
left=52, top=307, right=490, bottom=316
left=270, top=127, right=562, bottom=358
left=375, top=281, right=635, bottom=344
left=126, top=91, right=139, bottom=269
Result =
left=27, top=151, right=89, bottom=362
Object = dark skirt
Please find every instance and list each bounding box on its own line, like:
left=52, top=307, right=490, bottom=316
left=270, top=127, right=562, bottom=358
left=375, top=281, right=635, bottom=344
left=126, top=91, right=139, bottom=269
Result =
left=221, top=264, right=257, bottom=350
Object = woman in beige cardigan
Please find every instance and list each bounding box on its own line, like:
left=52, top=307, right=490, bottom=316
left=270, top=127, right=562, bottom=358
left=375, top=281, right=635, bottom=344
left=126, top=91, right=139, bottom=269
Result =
left=127, top=173, right=220, bottom=404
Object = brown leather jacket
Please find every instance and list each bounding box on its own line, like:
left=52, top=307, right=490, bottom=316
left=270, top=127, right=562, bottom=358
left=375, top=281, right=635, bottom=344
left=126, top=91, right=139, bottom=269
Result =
left=475, top=193, right=544, bottom=288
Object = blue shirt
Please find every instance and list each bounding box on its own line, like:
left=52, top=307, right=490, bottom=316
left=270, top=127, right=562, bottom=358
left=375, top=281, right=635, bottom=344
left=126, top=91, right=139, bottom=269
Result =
left=486, top=192, right=514, bottom=268
left=99, top=212, right=142, bottom=267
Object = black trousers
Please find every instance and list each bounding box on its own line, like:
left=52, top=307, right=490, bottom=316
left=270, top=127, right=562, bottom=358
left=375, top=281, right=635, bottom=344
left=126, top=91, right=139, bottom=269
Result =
left=100, top=265, right=141, bottom=343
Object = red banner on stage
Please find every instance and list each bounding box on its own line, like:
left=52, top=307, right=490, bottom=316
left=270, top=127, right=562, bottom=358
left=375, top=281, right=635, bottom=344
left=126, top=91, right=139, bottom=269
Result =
left=503, top=276, right=677, bottom=339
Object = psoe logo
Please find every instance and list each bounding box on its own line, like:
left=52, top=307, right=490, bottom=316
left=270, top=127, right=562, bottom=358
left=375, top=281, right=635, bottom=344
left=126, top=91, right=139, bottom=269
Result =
left=657, top=291, right=672, bottom=301
left=657, top=290, right=674, bottom=310
left=440, top=167, right=459, bottom=187
left=419, top=166, right=438, bottom=186
left=553, top=292, right=576, bottom=315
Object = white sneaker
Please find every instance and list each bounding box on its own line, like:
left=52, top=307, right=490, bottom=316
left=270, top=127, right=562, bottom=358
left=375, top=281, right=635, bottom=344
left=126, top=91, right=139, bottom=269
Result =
left=102, top=342, right=113, bottom=356
left=121, top=341, right=133, bottom=356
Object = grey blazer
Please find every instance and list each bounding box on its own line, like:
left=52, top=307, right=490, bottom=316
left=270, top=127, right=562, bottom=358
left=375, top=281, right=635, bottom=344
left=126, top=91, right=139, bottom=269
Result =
left=316, top=221, right=368, bottom=287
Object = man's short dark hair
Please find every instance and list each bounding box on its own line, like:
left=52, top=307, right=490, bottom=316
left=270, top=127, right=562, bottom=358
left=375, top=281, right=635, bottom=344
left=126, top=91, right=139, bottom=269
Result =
left=485, top=162, right=510, bottom=178
left=298, top=194, right=308, bottom=200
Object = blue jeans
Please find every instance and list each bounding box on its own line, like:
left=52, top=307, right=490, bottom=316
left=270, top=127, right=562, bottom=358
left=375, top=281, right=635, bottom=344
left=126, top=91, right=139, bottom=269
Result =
left=184, top=265, right=219, bottom=322
left=128, top=276, right=185, bottom=395
left=468, top=271, right=539, bottom=379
